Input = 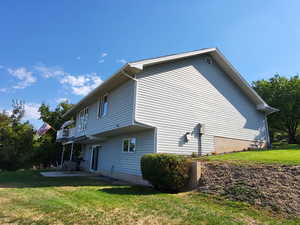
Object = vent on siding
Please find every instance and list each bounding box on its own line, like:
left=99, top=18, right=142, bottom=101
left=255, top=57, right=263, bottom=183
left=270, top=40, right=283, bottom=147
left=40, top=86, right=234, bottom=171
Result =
left=203, top=56, right=214, bottom=65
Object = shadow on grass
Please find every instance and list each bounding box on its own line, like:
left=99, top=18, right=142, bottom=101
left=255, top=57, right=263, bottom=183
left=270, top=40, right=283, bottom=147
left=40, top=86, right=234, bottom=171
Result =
left=0, top=170, right=159, bottom=197
left=0, top=170, right=114, bottom=189
left=99, top=186, right=159, bottom=196
left=272, top=144, right=300, bottom=150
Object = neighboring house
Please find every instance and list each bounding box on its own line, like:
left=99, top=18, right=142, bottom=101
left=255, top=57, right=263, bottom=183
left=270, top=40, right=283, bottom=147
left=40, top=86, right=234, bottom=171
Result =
left=57, top=48, right=277, bottom=184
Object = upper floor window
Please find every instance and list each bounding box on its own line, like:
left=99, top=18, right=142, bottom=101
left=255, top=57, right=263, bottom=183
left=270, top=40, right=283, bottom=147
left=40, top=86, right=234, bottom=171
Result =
left=97, top=95, right=108, bottom=118
left=122, top=138, right=136, bottom=153
left=78, top=107, right=88, bottom=131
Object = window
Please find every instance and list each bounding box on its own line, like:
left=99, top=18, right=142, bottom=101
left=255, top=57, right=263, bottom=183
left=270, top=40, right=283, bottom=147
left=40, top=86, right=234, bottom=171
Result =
left=97, top=95, right=108, bottom=118
left=122, top=138, right=136, bottom=152
left=78, top=107, right=88, bottom=131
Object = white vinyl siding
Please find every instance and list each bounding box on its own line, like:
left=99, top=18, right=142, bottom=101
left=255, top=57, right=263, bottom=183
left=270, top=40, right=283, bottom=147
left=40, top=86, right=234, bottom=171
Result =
left=81, top=129, right=154, bottom=175
left=135, top=55, right=267, bottom=155
left=75, top=80, right=135, bottom=137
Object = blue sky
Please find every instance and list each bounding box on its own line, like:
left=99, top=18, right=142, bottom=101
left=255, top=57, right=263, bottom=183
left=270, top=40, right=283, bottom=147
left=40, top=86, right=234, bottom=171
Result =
left=1, top=0, right=300, bottom=128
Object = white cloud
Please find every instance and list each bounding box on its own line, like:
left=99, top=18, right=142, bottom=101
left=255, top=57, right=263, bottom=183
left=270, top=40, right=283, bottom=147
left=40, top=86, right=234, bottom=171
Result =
left=97, top=52, right=107, bottom=63
left=117, top=59, right=127, bottom=64
left=0, top=108, right=12, bottom=116
left=34, top=64, right=65, bottom=78
left=24, top=103, right=41, bottom=121
left=7, top=67, right=37, bottom=89
left=71, top=86, right=92, bottom=96
left=60, top=73, right=103, bottom=96
left=4, top=63, right=103, bottom=97
left=1, top=103, right=42, bottom=128
left=60, top=75, right=89, bottom=86
left=56, top=97, right=69, bottom=103
left=0, top=65, right=8, bottom=92
left=33, top=64, right=104, bottom=96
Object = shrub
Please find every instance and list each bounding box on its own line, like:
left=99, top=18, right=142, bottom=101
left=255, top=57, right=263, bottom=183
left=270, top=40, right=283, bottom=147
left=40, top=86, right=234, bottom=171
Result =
left=224, top=182, right=265, bottom=204
left=296, top=135, right=300, bottom=144
left=141, top=153, right=191, bottom=193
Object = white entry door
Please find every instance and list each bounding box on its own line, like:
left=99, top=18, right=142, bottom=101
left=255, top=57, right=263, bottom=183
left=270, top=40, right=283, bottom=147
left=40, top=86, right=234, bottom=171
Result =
left=90, top=145, right=101, bottom=171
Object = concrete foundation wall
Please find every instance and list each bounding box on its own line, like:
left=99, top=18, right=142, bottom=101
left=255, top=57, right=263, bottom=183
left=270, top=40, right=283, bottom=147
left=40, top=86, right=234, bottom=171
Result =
left=214, top=136, right=266, bottom=154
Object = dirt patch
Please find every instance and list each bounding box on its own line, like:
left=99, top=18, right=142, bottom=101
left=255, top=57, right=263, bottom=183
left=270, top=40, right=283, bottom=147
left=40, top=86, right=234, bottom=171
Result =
left=198, top=162, right=300, bottom=216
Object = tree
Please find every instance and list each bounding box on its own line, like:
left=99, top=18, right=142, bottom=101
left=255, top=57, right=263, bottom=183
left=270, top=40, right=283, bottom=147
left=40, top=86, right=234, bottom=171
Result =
left=39, top=101, right=73, bottom=130
left=252, top=75, right=300, bottom=144
left=34, top=101, right=73, bottom=167
left=0, top=101, right=34, bottom=170
left=0, top=100, right=74, bottom=170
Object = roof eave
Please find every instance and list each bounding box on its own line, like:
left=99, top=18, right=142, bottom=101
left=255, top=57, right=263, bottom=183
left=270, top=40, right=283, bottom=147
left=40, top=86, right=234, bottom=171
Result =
left=63, top=47, right=278, bottom=119
left=130, top=47, right=269, bottom=109
left=129, top=48, right=217, bottom=69
left=211, top=48, right=268, bottom=106
left=62, top=63, right=133, bottom=119
left=257, top=104, right=279, bottom=115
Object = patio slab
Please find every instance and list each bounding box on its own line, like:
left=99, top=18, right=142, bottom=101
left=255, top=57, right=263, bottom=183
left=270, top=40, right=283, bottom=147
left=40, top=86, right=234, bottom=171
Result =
left=40, top=171, right=93, bottom=177
left=40, top=171, right=132, bottom=185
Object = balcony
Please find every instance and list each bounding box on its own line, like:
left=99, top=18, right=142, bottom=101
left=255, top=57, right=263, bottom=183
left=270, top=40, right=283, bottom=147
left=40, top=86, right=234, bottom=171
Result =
left=56, top=127, right=76, bottom=142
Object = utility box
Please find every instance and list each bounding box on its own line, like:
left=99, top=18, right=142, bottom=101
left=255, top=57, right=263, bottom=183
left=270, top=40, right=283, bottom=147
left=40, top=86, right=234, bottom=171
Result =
left=198, top=123, right=205, bottom=135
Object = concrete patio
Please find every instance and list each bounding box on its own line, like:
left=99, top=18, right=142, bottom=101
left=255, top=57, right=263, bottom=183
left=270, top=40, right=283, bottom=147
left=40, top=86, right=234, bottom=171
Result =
left=40, top=171, right=129, bottom=185
left=40, top=171, right=94, bottom=177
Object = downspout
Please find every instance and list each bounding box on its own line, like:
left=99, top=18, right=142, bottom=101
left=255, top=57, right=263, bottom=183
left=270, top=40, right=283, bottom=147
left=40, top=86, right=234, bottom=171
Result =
left=61, top=143, right=66, bottom=167
left=258, top=105, right=278, bottom=149
left=121, top=69, right=158, bottom=153
left=264, top=113, right=271, bottom=148
left=263, top=107, right=278, bottom=149
left=120, top=70, right=137, bottom=125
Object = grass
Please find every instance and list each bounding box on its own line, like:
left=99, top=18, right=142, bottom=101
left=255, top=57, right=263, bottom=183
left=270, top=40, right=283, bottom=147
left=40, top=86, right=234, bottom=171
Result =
left=202, top=144, right=300, bottom=165
left=0, top=170, right=299, bottom=224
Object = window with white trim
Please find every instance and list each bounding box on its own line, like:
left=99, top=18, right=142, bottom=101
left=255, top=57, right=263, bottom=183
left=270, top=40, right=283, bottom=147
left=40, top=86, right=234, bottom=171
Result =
left=78, top=107, right=88, bottom=131
left=97, top=95, right=108, bottom=118
left=122, top=138, right=136, bottom=152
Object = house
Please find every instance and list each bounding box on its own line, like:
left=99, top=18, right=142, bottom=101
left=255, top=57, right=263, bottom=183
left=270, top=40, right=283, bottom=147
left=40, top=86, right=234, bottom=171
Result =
left=57, top=48, right=277, bottom=184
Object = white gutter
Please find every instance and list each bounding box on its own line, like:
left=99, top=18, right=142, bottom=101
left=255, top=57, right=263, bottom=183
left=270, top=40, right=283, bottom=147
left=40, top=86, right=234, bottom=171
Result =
left=121, top=70, right=138, bottom=81
left=257, top=104, right=279, bottom=115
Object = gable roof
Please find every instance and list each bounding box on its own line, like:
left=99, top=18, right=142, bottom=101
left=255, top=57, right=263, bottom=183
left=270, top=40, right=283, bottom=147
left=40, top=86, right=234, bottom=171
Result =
left=63, top=48, right=278, bottom=118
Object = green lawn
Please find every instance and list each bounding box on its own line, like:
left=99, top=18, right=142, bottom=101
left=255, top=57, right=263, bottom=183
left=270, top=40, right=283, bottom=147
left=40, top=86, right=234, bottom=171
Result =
left=0, top=171, right=299, bottom=225
left=203, top=145, right=300, bottom=165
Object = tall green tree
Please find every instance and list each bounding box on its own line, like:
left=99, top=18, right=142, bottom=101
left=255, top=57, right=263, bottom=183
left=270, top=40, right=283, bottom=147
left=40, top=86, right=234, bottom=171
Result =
left=39, top=101, right=73, bottom=130
left=252, top=75, right=300, bottom=144
left=34, top=101, right=73, bottom=167
left=0, top=100, right=34, bottom=170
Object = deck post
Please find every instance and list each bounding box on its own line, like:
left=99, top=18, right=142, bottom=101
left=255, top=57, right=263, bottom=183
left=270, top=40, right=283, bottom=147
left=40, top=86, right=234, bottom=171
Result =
left=61, top=144, right=65, bottom=167
left=70, top=142, right=74, bottom=161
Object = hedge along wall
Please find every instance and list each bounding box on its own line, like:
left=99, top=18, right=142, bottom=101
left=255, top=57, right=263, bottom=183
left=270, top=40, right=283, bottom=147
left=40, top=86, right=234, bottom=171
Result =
left=141, top=153, right=193, bottom=193
left=198, top=162, right=300, bottom=215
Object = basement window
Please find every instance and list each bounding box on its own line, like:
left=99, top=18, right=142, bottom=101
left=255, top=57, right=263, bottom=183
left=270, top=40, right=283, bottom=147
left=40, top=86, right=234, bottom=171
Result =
left=122, top=138, right=136, bottom=153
